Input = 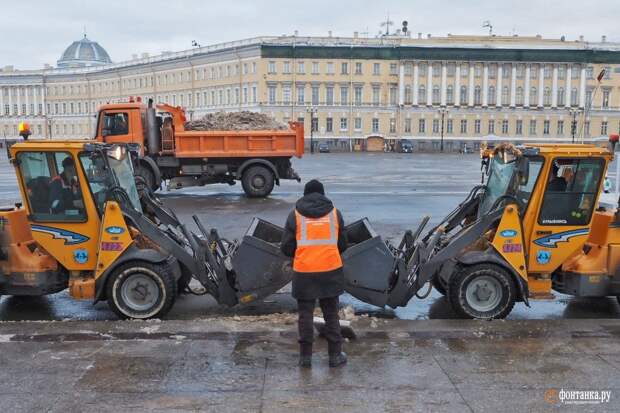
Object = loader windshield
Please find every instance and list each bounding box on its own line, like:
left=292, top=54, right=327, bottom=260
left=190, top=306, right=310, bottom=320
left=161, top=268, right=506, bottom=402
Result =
left=478, top=156, right=518, bottom=217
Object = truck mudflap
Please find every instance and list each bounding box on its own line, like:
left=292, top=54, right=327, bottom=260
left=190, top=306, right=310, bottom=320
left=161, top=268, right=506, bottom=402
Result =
left=227, top=218, right=293, bottom=304
left=341, top=219, right=411, bottom=308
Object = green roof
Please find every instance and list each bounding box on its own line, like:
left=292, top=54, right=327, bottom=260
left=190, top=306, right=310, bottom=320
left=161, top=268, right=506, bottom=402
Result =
left=261, top=45, right=620, bottom=64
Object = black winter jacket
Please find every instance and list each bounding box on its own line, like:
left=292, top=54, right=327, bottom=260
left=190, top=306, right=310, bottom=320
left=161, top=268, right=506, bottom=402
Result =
left=281, top=193, right=348, bottom=300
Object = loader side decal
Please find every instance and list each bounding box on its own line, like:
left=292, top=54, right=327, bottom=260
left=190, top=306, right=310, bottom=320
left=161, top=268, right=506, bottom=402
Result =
left=533, top=228, right=589, bottom=248
left=31, top=225, right=89, bottom=245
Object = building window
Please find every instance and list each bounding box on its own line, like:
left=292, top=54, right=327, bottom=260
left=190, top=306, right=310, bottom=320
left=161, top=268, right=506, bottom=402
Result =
left=488, top=120, right=495, bottom=134
left=297, top=86, right=305, bottom=104
left=447, top=63, right=455, bottom=77
left=312, top=86, right=319, bottom=105
left=312, top=62, right=320, bottom=75
left=326, top=117, right=333, bottom=133
left=586, top=89, right=593, bottom=107
left=327, top=62, right=334, bottom=75
left=489, top=64, right=497, bottom=79
left=283, top=86, right=291, bottom=104
left=341, top=62, right=348, bottom=75
left=571, top=88, right=578, bottom=106
left=390, top=63, right=398, bottom=75
left=543, top=120, right=550, bottom=135
left=326, top=87, right=334, bottom=105
left=432, top=86, right=440, bottom=105
left=544, top=66, right=551, bottom=79
left=372, top=118, right=379, bottom=133
left=558, top=66, right=566, bottom=80
left=460, top=86, right=467, bottom=105
left=602, top=90, right=610, bottom=108
left=355, top=117, right=362, bottom=130
left=419, top=86, right=426, bottom=105
left=419, top=118, right=425, bottom=134
left=572, top=66, right=580, bottom=79
left=373, top=63, right=380, bottom=75
left=432, top=119, right=440, bottom=134
left=543, top=87, right=551, bottom=106
left=586, top=66, right=594, bottom=79
left=474, top=64, right=482, bottom=78
left=530, top=87, right=537, bottom=105
left=474, top=119, right=481, bottom=134
left=340, top=87, right=349, bottom=105
left=558, top=88, right=565, bottom=106
left=488, top=86, right=496, bottom=105
left=405, top=63, right=412, bottom=75
left=501, top=86, right=509, bottom=105
left=601, top=121, right=608, bottom=135
left=446, top=85, right=454, bottom=105
left=446, top=119, right=453, bottom=134
left=404, top=118, right=411, bottom=133
left=297, top=61, right=305, bottom=74
left=461, top=64, right=469, bottom=77
left=502, top=64, right=510, bottom=78
left=404, top=86, right=412, bottom=105
left=390, top=86, right=398, bottom=105
left=516, top=120, right=523, bottom=135
left=432, top=63, right=441, bottom=77
left=354, top=86, right=362, bottom=106
left=460, top=119, right=467, bottom=134
left=531, top=65, right=538, bottom=79
left=516, top=87, right=524, bottom=105
left=355, top=62, right=362, bottom=75
left=419, top=63, right=427, bottom=76
left=474, top=86, right=481, bottom=105
left=372, top=86, right=380, bottom=106
left=557, top=120, right=564, bottom=135
left=389, top=118, right=396, bottom=133
left=502, top=120, right=509, bottom=134
left=529, top=120, right=537, bottom=135
left=340, top=117, right=348, bottom=131
left=283, top=61, right=291, bottom=74
left=516, top=65, right=525, bottom=79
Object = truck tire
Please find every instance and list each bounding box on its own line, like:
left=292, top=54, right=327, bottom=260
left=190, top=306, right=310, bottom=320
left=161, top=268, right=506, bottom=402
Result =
left=106, top=261, right=177, bottom=320
left=241, top=165, right=275, bottom=198
left=431, top=276, right=447, bottom=296
left=135, top=164, right=157, bottom=192
left=448, top=263, right=516, bottom=320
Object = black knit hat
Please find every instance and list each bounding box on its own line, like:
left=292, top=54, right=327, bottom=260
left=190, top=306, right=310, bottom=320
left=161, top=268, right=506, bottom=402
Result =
left=304, top=179, right=325, bottom=195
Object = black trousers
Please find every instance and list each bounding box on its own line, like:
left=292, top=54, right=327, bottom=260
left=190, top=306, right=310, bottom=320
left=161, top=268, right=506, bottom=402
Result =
left=297, top=296, right=342, bottom=356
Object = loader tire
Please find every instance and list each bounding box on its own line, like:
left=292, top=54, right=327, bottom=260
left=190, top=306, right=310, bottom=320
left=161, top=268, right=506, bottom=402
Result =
left=241, top=166, right=275, bottom=198
left=431, top=276, right=447, bottom=296
left=448, top=263, right=516, bottom=320
left=106, top=261, right=177, bottom=320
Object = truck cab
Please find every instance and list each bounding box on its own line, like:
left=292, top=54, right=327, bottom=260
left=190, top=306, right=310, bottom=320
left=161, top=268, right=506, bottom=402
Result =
left=95, top=98, right=303, bottom=197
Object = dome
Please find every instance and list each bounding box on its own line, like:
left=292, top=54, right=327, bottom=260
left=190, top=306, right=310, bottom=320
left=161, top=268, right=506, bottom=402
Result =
left=57, top=35, right=112, bottom=68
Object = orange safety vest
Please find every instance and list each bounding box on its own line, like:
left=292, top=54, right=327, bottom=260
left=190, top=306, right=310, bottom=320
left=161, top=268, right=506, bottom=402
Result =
left=293, top=208, right=343, bottom=273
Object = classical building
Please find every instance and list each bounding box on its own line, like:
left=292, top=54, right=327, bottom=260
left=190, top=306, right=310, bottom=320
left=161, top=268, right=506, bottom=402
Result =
left=1, top=33, right=620, bottom=151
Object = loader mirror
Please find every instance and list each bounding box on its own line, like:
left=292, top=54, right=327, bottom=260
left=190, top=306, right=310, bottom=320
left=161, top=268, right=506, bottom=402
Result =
left=517, top=157, right=530, bottom=186
left=107, top=145, right=127, bottom=161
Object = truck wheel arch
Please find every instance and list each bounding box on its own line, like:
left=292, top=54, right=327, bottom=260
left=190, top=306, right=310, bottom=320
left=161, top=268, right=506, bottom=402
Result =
left=237, top=159, right=280, bottom=185
left=454, top=251, right=530, bottom=306
left=137, top=156, right=162, bottom=189
left=94, top=246, right=180, bottom=303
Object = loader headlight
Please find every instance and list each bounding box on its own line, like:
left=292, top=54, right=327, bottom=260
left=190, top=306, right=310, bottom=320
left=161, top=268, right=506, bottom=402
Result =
left=107, top=145, right=126, bottom=161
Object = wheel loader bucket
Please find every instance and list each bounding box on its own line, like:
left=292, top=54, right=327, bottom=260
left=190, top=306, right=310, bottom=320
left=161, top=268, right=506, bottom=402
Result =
left=342, top=219, right=408, bottom=308
left=230, top=218, right=293, bottom=304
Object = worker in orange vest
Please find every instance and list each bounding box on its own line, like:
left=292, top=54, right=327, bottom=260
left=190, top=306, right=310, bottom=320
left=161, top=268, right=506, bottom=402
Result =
left=281, top=179, right=348, bottom=368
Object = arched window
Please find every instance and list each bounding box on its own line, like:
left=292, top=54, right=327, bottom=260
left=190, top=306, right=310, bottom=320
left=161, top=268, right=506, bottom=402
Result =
left=557, top=87, right=565, bottom=106
left=404, top=85, right=412, bottom=105
left=474, top=86, right=482, bottom=105
left=460, top=86, right=467, bottom=105
left=530, top=87, right=537, bottom=105
left=571, top=88, right=578, bottom=106
left=543, top=87, right=551, bottom=106
left=419, top=86, right=426, bottom=104
left=488, top=86, right=496, bottom=105
left=446, top=85, right=454, bottom=105
left=516, top=87, right=524, bottom=106
left=502, top=86, right=510, bottom=105
left=432, top=85, right=440, bottom=105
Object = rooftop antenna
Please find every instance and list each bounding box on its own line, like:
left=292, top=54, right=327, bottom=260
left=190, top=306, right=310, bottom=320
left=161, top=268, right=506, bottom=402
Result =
left=83, top=25, right=87, bottom=39
left=381, top=13, right=394, bottom=36
left=191, top=40, right=201, bottom=48
left=482, top=20, right=493, bottom=36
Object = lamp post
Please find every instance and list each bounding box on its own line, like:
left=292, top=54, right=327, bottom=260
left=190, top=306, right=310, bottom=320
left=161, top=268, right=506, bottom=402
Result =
left=568, top=107, right=582, bottom=144
left=307, top=106, right=317, bottom=154
left=438, top=106, right=448, bottom=152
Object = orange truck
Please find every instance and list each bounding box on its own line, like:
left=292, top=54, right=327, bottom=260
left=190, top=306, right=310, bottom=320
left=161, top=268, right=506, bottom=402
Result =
left=95, top=98, right=303, bottom=197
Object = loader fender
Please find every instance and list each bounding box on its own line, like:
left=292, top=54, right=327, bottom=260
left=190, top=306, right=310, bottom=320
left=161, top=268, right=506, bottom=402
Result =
left=453, top=251, right=530, bottom=306
left=238, top=159, right=280, bottom=185
left=94, top=246, right=180, bottom=303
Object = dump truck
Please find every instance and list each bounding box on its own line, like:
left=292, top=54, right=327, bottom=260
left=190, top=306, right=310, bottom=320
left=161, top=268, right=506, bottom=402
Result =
left=95, top=98, right=303, bottom=197
left=0, top=134, right=293, bottom=319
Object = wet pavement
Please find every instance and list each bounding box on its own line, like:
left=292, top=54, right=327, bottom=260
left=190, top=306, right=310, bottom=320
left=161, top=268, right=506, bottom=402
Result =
left=1, top=151, right=620, bottom=321
left=0, top=317, right=619, bottom=412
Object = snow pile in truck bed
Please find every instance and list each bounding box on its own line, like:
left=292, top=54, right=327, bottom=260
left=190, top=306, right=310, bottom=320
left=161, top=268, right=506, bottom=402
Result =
left=184, top=111, right=288, bottom=131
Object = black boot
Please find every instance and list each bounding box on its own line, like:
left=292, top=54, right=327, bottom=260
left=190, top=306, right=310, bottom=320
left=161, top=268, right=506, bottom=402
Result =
left=329, top=352, right=347, bottom=368
left=299, top=344, right=312, bottom=368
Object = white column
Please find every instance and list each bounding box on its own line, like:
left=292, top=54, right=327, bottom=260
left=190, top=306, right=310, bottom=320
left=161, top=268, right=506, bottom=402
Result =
left=16, top=87, right=22, bottom=116
left=440, top=63, right=447, bottom=106
left=0, top=87, right=4, bottom=116
left=398, top=62, right=405, bottom=106
left=579, top=66, right=586, bottom=108
left=454, top=65, right=461, bottom=107
left=25, top=87, right=30, bottom=116
left=510, top=64, right=517, bottom=107
left=468, top=65, right=475, bottom=106
left=413, top=62, right=419, bottom=106
left=538, top=65, right=545, bottom=107
left=496, top=65, right=503, bottom=107
left=427, top=63, right=433, bottom=105
left=524, top=65, right=531, bottom=107
left=42, top=86, right=47, bottom=115
left=8, top=87, right=12, bottom=115
left=551, top=65, right=558, bottom=108
left=565, top=66, right=572, bottom=108
left=482, top=64, right=489, bottom=106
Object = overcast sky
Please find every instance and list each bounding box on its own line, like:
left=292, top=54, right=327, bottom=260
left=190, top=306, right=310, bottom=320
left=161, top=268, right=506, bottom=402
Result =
left=1, top=0, right=619, bottom=69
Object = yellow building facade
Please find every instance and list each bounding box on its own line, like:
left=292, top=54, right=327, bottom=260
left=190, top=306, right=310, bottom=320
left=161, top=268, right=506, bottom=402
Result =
left=1, top=34, right=619, bottom=152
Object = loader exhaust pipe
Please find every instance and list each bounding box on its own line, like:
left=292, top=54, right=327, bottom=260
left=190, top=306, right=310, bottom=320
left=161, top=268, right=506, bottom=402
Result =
left=145, top=98, right=161, bottom=156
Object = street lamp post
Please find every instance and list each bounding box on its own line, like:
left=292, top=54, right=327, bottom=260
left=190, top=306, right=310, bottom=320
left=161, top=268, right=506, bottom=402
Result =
left=438, top=106, right=448, bottom=152
left=569, top=107, right=582, bottom=144
left=307, top=107, right=317, bottom=154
